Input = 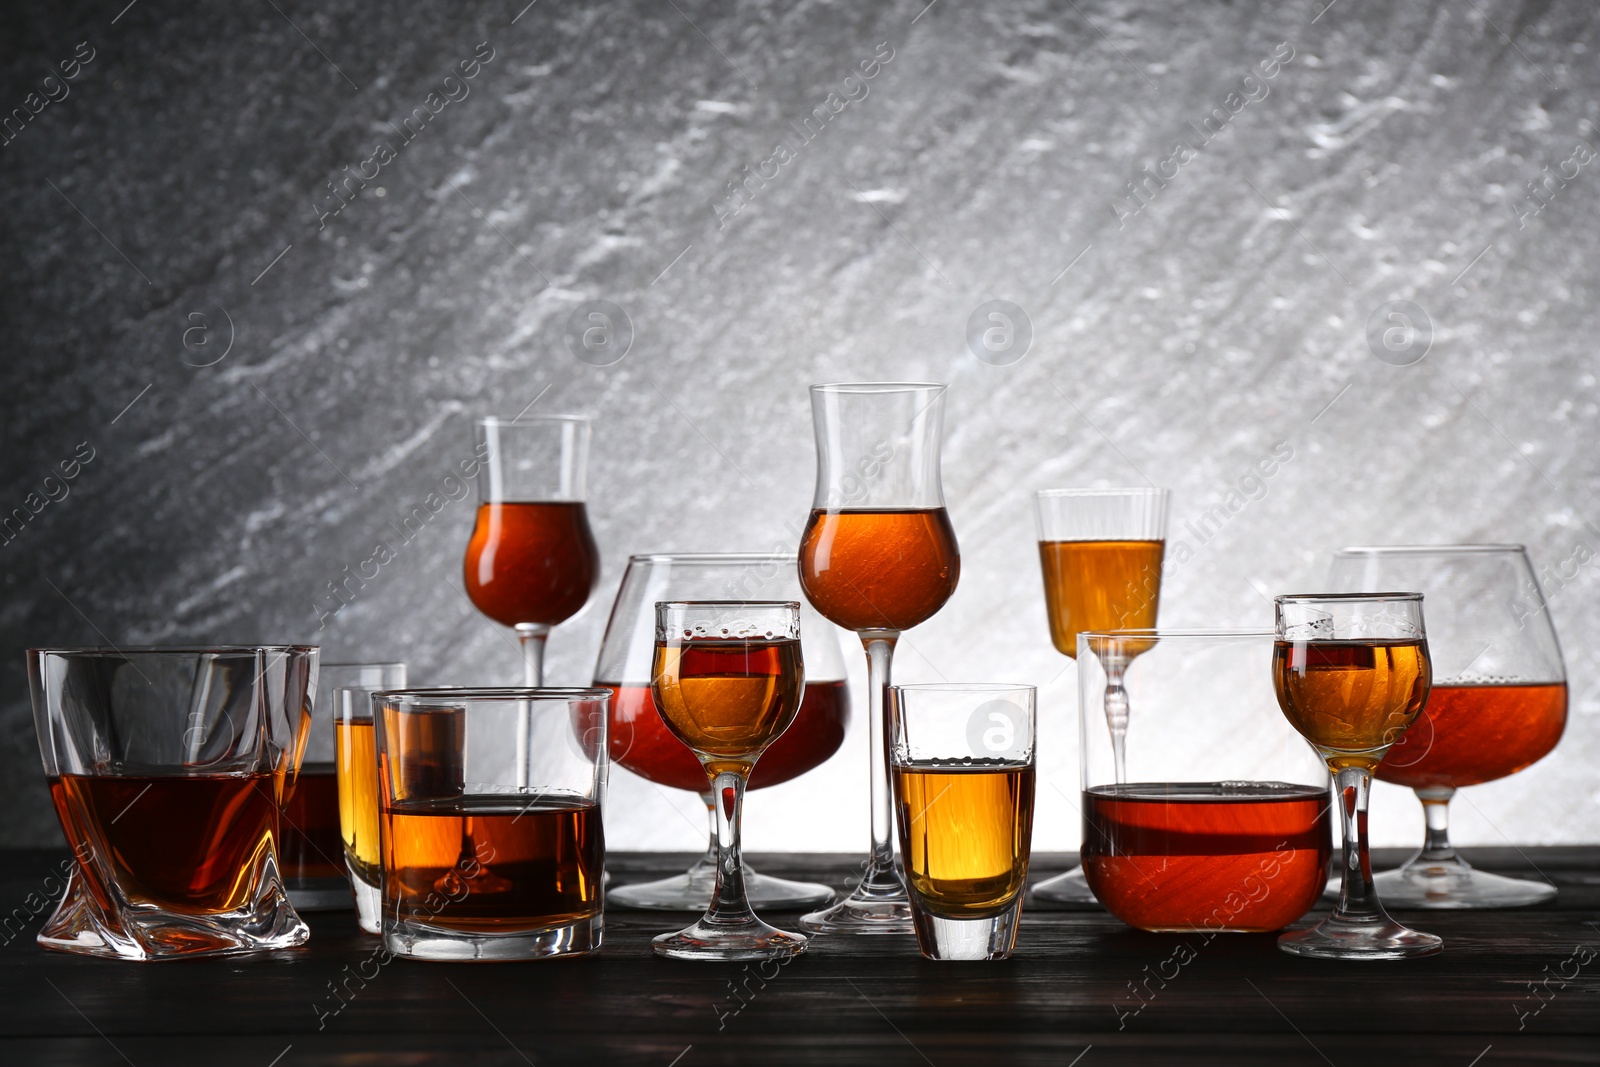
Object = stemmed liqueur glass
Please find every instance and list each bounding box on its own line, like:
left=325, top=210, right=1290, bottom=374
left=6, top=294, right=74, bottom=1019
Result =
left=1330, top=545, right=1566, bottom=907
left=464, top=415, right=601, bottom=685
left=1272, top=593, right=1442, bottom=959
left=595, top=553, right=847, bottom=911
left=1031, top=487, right=1168, bottom=905
left=650, top=602, right=809, bottom=961
left=797, top=383, right=960, bottom=934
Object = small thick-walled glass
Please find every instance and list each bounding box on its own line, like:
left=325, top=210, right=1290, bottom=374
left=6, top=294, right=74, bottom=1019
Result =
left=30, top=646, right=317, bottom=960
left=328, top=662, right=407, bottom=932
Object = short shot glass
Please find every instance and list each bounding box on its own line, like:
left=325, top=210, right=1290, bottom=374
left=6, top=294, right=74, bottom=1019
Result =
left=889, top=683, right=1037, bottom=961
left=375, top=687, right=609, bottom=961
left=328, top=663, right=407, bottom=933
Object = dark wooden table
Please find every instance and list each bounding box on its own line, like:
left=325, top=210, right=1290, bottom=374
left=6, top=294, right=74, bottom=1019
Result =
left=1, top=847, right=1597, bottom=1065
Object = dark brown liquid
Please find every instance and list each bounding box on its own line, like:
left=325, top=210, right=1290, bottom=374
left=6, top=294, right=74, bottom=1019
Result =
left=1377, top=682, right=1567, bottom=789
left=49, top=772, right=277, bottom=914
left=651, top=638, right=804, bottom=778
left=464, top=501, right=600, bottom=627
left=602, top=679, right=849, bottom=793
left=281, top=764, right=345, bottom=881
left=1081, top=782, right=1331, bottom=933
left=1272, top=639, right=1431, bottom=770
left=799, top=507, right=959, bottom=632
left=382, top=796, right=603, bottom=931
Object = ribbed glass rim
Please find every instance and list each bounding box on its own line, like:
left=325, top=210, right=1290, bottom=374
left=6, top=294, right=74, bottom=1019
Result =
left=809, top=381, right=946, bottom=394
left=1274, top=591, right=1423, bottom=603
left=627, top=552, right=795, bottom=564
left=1335, top=544, right=1526, bottom=555
left=1036, top=487, right=1170, bottom=498
left=475, top=414, right=591, bottom=426
left=653, top=599, right=802, bottom=610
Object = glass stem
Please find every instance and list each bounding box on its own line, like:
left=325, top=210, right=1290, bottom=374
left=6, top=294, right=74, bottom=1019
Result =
left=859, top=633, right=903, bottom=897
left=515, top=623, right=549, bottom=687
left=705, top=769, right=754, bottom=924
left=1330, top=765, right=1387, bottom=925
left=1416, top=786, right=1458, bottom=863
left=1104, top=657, right=1130, bottom=785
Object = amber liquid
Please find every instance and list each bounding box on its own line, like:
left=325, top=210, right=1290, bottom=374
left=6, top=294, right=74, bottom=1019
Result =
left=1377, top=682, right=1568, bottom=789
left=893, top=762, right=1035, bottom=919
left=336, top=720, right=381, bottom=882
left=651, top=638, right=803, bottom=778
left=601, top=679, right=849, bottom=793
left=463, top=501, right=600, bottom=627
left=1038, top=539, right=1164, bottom=657
left=1272, top=639, right=1431, bottom=770
left=281, top=763, right=345, bottom=881
left=799, top=507, right=959, bottom=632
left=382, top=796, right=603, bottom=931
left=49, top=772, right=277, bottom=914
left=1081, top=782, right=1331, bottom=933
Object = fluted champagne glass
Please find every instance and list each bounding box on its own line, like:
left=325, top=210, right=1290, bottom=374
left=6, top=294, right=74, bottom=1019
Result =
left=1330, top=545, right=1566, bottom=907
left=797, top=383, right=960, bottom=934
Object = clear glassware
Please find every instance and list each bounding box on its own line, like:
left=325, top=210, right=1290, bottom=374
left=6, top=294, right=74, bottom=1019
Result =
left=797, top=382, right=961, bottom=935
left=595, top=553, right=847, bottom=911
left=1330, top=545, right=1566, bottom=908
left=328, top=662, right=408, bottom=933
left=1272, top=594, right=1442, bottom=960
left=1077, top=630, right=1330, bottom=933
left=1031, top=487, right=1169, bottom=906
left=890, top=683, right=1036, bottom=960
left=30, top=646, right=317, bottom=960
left=375, top=687, right=609, bottom=961
left=464, top=415, right=600, bottom=685
left=649, top=602, right=809, bottom=961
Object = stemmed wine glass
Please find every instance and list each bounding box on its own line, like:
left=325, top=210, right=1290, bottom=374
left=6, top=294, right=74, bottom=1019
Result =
left=1330, top=545, right=1567, bottom=907
left=650, top=601, right=809, bottom=961
left=1031, top=487, right=1168, bottom=905
left=464, top=415, right=600, bottom=685
left=797, top=382, right=960, bottom=934
left=1272, top=593, right=1442, bottom=959
left=595, top=553, right=849, bottom=910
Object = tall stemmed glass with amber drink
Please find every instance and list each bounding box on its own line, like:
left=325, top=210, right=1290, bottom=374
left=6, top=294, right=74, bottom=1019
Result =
left=651, top=601, right=808, bottom=961
left=797, top=383, right=960, bottom=934
left=1273, top=593, right=1441, bottom=959
left=1331, top=546, right=1567, bottom=908
left=1032, top=487, right=1168, bottom=905
left=464, top=415, right=601, bottom=686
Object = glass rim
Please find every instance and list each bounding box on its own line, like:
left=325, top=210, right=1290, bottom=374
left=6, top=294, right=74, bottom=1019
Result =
left=1078, top=628, right=1274, bottom=641
left=29, top=644, right=318, bottom=656
left=809, top=381, right=946, bottom=394
left=1035, top=487, right=1170, bottom=499
left=376, top=686, right=611, bottom=703
left=891, top=682, right=1036, bottom=694
left=475, top=414, right=591, bottom=427
left=1274, top=591, right=1423, bottom=603
left=1335, top=544, right=1526, bottom=555
left=653, top=599, right=802, bottom=610
left=323, top=660, right=407, bottom=670
left=627, top=552, right=795, bottom=564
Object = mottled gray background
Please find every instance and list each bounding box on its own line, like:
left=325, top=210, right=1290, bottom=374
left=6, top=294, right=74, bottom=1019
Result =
left=2, top=0, right=1596, bottom=852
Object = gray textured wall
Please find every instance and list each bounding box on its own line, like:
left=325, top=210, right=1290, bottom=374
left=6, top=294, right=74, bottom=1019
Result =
left=2, top=0, right=1596, bottom=852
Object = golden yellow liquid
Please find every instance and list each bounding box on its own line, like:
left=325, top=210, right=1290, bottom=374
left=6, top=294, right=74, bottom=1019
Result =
left=1038, top=540, right=1164, bottom=658
left=1272, top=639, right=1431, bottom=772
left=651, top=639, right=803, bottom=778
left=893, top=763, right=1035, bottom=918
left=336, top=719, right=381, bottom=882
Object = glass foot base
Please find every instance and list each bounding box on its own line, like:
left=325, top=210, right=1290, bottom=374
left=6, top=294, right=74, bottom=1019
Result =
left=912, top=905, right=1021, bottom=961
left=610, top=861, right=835, bottom=911
left=1031, top=866, right=1101, bottom=905
left=653, top=916, right=807, bottom=961
left=385, top=912, right=602, bottom=961
left=799, top=889, right=914, bottom=934
left=351, top=876, right=382, bottom=935
left=1278, top=917, right=1442, bottom=960
left=1374, top=856, right=1557, bottom=909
